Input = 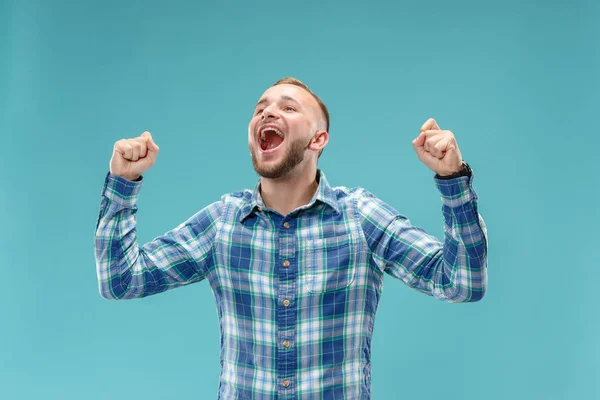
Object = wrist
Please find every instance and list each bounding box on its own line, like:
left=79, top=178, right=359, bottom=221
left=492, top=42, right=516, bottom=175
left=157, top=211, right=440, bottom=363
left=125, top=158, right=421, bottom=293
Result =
left=125, top=175, right=142, bottom=182
left=102, top=172, right=143, bottom=206
left=436, top=161, right=471, bottom=180
left=112, top=173, right=142, bottom=182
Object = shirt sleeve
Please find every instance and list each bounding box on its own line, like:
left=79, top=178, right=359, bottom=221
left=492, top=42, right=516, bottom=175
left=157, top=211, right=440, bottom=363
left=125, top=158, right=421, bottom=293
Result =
left=357, top=175, right=488, bottom=303
left=94, top=173, right=222, bottom=300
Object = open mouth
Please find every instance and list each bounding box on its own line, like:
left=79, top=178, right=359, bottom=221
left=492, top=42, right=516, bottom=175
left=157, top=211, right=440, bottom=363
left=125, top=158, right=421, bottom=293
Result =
left=258, top=125, right=285, bottom=152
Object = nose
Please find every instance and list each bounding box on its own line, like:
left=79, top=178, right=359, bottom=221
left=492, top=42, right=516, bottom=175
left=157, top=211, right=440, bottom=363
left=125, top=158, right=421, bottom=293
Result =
left=261, top=104, right=279, bottom=121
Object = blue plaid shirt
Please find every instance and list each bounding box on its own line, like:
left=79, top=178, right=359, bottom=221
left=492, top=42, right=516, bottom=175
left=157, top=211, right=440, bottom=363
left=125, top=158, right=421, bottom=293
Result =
left=95, top=170, right=487, bottom=399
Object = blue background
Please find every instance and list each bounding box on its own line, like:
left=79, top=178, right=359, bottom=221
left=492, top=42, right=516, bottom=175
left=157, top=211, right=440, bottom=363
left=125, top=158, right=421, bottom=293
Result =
left=1, top=0, right=598, bottom=398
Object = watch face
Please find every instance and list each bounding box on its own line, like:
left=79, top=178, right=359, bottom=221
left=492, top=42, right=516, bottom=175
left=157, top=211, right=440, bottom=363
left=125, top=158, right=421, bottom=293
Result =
left=453, top=162, right=470, bottom=178
left=437, top=162, right=470, bottom=179
left=462, top=162, right=472, bottom=176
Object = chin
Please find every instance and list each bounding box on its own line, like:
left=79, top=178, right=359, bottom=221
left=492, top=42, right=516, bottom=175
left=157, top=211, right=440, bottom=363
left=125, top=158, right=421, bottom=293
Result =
left=252, top=162, right=286, bottom=179
left=249, top=138, right=306, bottom=179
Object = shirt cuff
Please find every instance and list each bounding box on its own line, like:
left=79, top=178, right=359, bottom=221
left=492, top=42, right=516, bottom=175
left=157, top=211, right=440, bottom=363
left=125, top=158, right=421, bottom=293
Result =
left=434, top=174, right=477, bottom=208
left=101, top=172, right=143, bottom=207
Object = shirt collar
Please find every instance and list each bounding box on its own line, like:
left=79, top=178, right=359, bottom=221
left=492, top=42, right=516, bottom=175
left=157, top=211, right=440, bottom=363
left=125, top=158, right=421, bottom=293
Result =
left=238, top=170, right=340, bottom=221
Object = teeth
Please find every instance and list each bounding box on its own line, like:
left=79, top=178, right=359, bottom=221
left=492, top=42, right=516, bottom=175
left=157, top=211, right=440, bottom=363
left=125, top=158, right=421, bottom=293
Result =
left=258, top=126, right=284, bottom=140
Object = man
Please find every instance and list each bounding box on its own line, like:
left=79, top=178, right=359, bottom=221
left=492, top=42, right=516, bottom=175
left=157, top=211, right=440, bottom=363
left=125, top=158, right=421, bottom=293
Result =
left=95, top=77, right=488, bottom=399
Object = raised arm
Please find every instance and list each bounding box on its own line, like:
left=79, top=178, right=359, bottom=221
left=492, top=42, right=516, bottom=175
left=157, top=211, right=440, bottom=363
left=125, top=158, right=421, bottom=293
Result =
left=357, top=119, right=487, bottom=302
left=357, top=176, right=487, bottom=302
left=94, top=132, right=221, bottom=299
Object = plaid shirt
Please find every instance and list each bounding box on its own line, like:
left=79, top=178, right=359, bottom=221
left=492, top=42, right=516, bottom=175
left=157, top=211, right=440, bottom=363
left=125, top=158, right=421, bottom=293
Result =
left=95, top=170, right=487, bottom=399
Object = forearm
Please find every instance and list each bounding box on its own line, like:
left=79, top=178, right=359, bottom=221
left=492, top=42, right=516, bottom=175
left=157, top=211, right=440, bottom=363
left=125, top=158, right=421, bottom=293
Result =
left=94, top=173, right=210, bottom=300
left=429, top=175, right=488, bottom=302
left=359, top=175, right=487, bottom=303
left=95, top=173, right=158, bottom=299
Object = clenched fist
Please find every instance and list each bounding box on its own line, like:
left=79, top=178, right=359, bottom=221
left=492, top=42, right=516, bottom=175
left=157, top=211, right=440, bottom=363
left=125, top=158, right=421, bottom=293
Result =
left=412, top=118, right=463, bottom=176
left=110, top=131, right=160, bottom=181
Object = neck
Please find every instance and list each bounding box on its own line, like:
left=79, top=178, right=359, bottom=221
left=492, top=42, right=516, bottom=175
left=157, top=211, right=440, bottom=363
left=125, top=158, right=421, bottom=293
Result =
left=259, top=165, right=319, bottom=216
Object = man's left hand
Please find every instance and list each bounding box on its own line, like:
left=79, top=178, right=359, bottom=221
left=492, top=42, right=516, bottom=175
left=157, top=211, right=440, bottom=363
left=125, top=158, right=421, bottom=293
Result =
left=412, top=118, right=463, bottom=176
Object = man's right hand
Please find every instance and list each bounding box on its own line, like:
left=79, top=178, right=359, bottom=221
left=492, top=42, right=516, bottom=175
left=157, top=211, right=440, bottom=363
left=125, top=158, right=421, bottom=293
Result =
left=109, top=131, right=160, bottom=181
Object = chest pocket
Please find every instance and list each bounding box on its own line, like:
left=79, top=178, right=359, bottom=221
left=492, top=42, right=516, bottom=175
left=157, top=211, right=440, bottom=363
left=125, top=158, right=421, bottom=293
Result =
left=303, top=232, right=358, bottom=292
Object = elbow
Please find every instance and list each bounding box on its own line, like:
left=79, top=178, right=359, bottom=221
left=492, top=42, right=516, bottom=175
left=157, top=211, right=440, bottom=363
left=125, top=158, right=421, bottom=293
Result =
left=97, top=280, right=131, bottom=300
left=98, top=287, right=124, bottom=300
left=96, top=260, right=136, bottom=300
left=98, top=289, right=120, bottom=300
left=466, top=264, right=488, bottom=302
left=97, top=278, right=116, bottom=300
left=442, top=282, right=487, bottom=303
left=452, top=261, right=488, bottom=303
left=466, top=286, right=486, bottom=303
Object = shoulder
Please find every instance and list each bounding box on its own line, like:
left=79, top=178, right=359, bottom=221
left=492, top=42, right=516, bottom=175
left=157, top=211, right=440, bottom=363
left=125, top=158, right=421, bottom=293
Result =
left=220, top=189, right=254, bottom=206
left=330, top=185, right=378, bottom=206
left=188, top=189, right=253, bottom=220
left=331, top=184, right=403, bottom=221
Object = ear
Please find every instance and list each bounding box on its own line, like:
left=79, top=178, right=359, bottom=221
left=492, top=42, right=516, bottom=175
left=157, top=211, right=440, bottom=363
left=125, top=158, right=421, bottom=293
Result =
left=308, top=130, right=328, bottom=153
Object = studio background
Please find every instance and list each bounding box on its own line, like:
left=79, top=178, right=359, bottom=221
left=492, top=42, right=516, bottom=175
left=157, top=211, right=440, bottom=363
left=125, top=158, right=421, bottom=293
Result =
left=1, top=0, right=598, bottom=399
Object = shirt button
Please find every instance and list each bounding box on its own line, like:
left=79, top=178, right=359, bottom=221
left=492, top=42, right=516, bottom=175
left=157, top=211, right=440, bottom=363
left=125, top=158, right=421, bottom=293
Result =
left=283, top=222, right=290, bottom=229
left=283, top=340, right=291, bottom=348
left=283, top=299, right=290, bottom=307
left=283, top=260, right=290, bottom=267
left=282, top=379, right=290, bottom=388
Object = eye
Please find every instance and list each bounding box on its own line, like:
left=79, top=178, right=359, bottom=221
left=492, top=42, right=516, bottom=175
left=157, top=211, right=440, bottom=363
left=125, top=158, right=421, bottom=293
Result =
left=254, top=108, right=264, bottom=116
left=283, top=106, right=296, bottom=112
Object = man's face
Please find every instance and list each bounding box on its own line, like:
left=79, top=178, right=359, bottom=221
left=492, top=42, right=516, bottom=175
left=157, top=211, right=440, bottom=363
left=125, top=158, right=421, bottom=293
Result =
left=248, top=84, right=323, bottom=179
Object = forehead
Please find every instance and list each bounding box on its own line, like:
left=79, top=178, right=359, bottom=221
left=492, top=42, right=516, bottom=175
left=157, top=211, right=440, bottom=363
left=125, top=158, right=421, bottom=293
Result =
left=257, top=84, right=318, bottom=108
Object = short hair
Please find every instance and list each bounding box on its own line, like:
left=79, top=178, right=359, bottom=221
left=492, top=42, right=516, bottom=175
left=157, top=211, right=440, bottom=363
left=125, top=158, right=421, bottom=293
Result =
left=272, top=77, right=329, bottom=133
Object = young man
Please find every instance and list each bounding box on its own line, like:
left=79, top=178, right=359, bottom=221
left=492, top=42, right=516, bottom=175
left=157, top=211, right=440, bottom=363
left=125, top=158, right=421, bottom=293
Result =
left=95, top=77, right=488, bottom=399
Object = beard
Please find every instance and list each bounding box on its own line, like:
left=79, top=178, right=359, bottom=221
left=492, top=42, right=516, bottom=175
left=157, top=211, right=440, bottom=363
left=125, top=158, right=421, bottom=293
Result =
left=250, top=136, right=308, bottom=179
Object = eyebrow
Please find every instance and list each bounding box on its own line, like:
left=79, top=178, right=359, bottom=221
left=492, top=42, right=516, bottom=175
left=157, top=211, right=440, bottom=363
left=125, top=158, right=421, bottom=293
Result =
left=255, top=95, right=301, bottom=108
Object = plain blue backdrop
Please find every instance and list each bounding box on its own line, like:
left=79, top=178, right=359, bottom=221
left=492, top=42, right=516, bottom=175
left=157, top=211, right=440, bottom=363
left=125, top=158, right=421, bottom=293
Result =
left=1, top=0, right=598, bottom=399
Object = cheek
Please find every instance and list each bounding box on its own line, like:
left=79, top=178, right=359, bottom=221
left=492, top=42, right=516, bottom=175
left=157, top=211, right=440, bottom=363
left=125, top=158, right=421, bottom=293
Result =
left=248, top=122, right=255, bottom=140
left=295, top=117, right=314, bottom=132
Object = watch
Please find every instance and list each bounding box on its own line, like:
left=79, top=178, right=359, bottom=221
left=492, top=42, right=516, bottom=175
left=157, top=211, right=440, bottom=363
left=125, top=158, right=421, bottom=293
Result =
left=436, top=161, right=472, bottom=180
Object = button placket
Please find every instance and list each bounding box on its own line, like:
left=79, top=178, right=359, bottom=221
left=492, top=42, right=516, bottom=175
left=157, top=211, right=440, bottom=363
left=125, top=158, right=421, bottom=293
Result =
left=276, top=217, right=297, bottom=397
